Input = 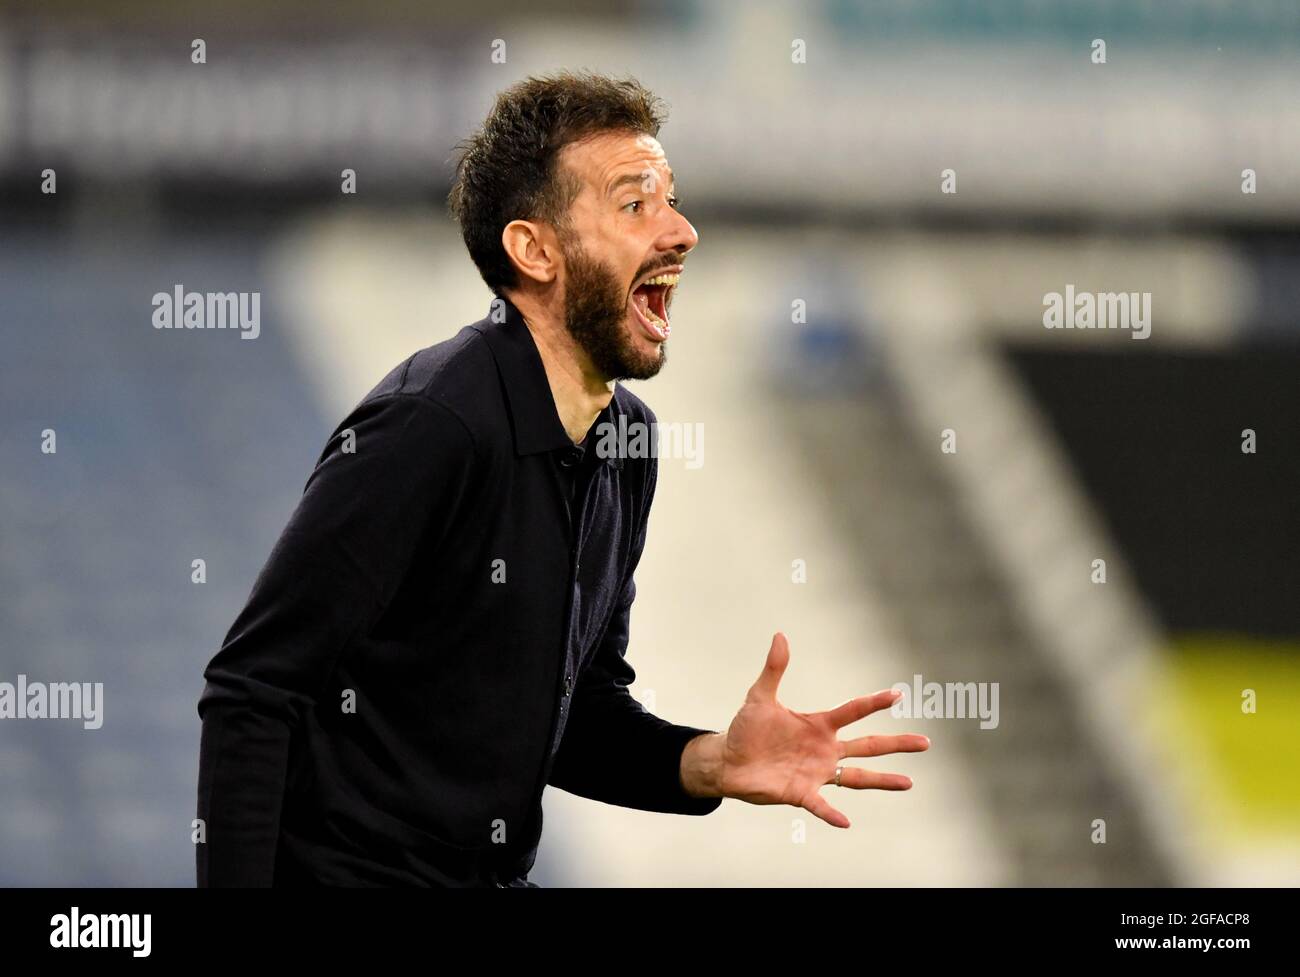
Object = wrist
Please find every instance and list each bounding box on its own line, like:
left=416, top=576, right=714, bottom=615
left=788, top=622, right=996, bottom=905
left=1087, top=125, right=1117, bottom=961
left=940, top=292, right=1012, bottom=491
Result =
left=679, top=731, right=727, bottom=799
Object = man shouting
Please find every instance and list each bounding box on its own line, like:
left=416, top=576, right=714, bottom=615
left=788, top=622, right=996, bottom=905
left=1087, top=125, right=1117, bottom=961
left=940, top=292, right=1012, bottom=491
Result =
left=196, top=71, right=929, bottom=887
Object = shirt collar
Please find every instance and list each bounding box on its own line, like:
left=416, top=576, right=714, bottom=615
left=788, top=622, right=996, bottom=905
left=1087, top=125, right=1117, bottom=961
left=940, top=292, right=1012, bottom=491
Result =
left=472, top=294, right=625, bottom=469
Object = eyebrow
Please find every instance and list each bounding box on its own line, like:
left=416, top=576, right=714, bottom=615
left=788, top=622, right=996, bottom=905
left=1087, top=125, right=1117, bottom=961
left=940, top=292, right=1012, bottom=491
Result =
left=606, top=168, right=675, bottom=197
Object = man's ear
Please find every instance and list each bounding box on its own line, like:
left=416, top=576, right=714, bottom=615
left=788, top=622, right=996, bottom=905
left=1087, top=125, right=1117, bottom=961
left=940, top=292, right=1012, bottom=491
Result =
left=501, top=219, right=560, bottom=286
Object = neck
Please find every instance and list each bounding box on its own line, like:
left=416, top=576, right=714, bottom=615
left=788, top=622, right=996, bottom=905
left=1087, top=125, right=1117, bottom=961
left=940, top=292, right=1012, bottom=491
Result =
left=505, top=288, right=613, bottom=444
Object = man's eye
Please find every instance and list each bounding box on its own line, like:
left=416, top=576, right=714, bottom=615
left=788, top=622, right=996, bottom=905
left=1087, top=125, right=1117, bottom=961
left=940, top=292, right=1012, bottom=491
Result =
left=622, top=200, right=642, bottom=214
left=667, top=195, right=681, bottom=210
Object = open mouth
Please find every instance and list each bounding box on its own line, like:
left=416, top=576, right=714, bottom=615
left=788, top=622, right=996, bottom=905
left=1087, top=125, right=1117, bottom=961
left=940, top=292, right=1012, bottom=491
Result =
left=629, top=268, right=681, bottom=343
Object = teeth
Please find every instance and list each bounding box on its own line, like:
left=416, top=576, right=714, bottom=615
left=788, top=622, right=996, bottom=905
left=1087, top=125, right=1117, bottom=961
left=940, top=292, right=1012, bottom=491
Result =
left=642, top=273, right=681, bottom=287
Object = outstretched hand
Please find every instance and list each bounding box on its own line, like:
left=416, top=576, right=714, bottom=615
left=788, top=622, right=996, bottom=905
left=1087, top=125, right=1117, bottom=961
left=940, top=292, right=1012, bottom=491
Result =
left=715, top=632, right=930, bottom=828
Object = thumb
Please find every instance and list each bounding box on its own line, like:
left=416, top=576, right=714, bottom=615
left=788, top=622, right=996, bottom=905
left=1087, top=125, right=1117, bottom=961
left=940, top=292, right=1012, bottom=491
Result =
left=749, top=632, right=790, bottom=703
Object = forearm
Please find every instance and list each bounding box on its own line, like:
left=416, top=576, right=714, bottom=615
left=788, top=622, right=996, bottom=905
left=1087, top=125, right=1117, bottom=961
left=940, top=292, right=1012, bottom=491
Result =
left=196, top=701, right=292, bottom=887
left=548, top=685, right=723, bottom=815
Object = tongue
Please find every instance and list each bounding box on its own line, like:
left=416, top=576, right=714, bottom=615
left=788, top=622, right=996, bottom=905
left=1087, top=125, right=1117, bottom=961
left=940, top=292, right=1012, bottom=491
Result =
left=649, top=286, right=667, bottom=321
left=635, top=284, right=666, bottom=321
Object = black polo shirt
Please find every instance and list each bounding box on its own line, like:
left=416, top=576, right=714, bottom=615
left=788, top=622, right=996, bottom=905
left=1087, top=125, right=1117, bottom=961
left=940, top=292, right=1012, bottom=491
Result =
left=195, top=295, right=722, bottom=887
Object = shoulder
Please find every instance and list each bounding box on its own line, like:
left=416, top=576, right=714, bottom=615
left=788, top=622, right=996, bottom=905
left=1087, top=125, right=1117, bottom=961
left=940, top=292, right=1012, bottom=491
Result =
left=345, top=323, right=505, bottom=451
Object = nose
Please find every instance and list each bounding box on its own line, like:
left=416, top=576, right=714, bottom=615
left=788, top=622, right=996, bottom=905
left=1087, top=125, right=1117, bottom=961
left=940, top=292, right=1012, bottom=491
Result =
left=657, top=206, right=699, bottom=258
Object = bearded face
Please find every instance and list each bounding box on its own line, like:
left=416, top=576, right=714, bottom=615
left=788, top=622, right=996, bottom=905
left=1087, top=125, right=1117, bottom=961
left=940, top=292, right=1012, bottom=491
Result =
left=558, top=229, right=680, bottom=382
left=502, top=129, right=694, bottom=381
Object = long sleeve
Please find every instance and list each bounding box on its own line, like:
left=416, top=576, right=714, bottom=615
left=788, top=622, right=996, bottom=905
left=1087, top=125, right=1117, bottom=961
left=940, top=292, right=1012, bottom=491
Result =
left=196, top=392, right=475, bottom=886
left=547, top=455, right=724, bottom=816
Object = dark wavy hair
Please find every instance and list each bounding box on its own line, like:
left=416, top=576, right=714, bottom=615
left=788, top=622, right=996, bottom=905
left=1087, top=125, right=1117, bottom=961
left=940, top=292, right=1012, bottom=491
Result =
left=448, top=71, right=667, bottom=294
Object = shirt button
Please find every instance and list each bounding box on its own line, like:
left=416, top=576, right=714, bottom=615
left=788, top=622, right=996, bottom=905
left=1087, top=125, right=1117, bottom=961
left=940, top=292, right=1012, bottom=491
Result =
left=560, top=450, right=580, bottom=468
left=564, top=673, right=573, bottom=697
